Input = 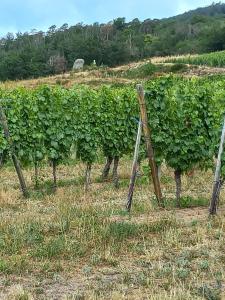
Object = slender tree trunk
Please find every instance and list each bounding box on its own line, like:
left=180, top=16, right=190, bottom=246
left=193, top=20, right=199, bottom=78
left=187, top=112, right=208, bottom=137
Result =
left=0, top=105, right=29, bottom=198
left=112, top=157, right=119, bottom=188
left=34, top=161, right=39, bottom=188
left=210, top=180, right=222, bottom=215
left=101, top=156, right=113, bottom=180
left=174, top=169, right=182, bottom=207
left=85, top=163, right=92, bottom=192
left=136, top=158, right=142, bottom=177
left=129, top=33, right=132, bottom=53
left=0, top=151, right=5, bottom=169
left=157, top=165, right=161, bottom=181
left=11, top=153, right=29, bottom=198
left=52, top=160, right=57, bottom=191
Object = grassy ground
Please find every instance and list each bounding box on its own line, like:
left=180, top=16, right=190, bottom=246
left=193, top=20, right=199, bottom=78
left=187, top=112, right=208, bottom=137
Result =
left=0, top=158, right=225, bottom=299
left=162, top=51, right=225, bottom=68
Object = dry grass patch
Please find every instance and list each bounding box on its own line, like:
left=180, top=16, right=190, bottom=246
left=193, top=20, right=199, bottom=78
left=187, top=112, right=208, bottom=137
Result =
left=0, top=158, right=224, bottom=299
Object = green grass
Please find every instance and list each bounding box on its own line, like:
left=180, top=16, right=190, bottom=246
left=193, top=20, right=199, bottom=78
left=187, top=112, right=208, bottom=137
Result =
left=123, top=62, right=189, bottom=79
left=164, top=50, right=225, bottom=68
left=124, top=63, right=157, bottom=78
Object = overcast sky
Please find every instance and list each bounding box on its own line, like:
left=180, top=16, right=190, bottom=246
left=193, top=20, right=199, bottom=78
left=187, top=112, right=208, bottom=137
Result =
left=0, top=0, right=220, bottom=37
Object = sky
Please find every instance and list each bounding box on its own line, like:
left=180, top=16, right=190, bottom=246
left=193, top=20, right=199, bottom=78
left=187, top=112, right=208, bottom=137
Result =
left=0, top=0, right=220, bottom=37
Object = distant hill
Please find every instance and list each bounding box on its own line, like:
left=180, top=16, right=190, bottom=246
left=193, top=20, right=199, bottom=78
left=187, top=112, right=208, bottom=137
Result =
left=176, top=1, right=225, bottom=18
left=0, top=2, right=225, bottom=81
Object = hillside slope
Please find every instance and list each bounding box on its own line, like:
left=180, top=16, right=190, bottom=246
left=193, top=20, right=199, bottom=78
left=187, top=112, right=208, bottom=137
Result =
left=1, top=53, right=225, bottom=89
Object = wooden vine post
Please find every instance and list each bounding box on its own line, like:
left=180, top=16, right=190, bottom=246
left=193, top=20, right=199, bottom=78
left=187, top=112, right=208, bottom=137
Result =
left=136, top=84, right=164, bottom=207
left=209, top=116, right=225, bottom=215
left=0, top=104, right=29, bottom=198
left=126, top=120, right=142, bottom=211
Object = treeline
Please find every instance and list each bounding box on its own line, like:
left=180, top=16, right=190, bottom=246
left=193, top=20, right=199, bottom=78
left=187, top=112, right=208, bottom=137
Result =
left=0, top=3, right=225, bottom=81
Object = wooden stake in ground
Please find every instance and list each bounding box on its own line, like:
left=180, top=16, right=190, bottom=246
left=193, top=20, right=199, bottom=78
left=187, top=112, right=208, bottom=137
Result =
left=126, top=120, right=142, bottom=211
left=112, top=157, right=119, bottom=188
left=0, top=104, right=29, bottom=198
left=209, top=116, right=225, bottom=215
left=136, top=84, right=164, bottom=207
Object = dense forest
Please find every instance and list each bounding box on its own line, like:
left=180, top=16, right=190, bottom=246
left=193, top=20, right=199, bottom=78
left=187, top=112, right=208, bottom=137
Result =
left=0, top=2, right=225, bottom=81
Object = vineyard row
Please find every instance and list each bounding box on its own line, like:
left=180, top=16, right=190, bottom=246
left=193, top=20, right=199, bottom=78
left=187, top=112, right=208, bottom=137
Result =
left=0, top=75, right=225, bottom=202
